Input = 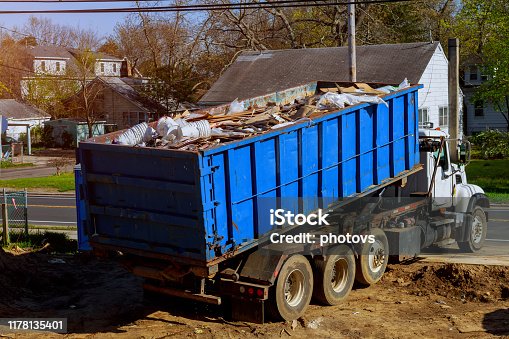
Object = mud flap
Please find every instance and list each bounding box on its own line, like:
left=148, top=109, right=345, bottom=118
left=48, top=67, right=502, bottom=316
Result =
left=230, top=296, right=265, bottom=323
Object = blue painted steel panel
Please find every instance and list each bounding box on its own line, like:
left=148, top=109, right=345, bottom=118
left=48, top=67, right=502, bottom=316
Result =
left=77, top=82, right=423, bottom=265
left=375, top=104, right=390, bottom=185
left=341, top=112, right=357, bottom=196
left=75, top=165, right=91, bottom=251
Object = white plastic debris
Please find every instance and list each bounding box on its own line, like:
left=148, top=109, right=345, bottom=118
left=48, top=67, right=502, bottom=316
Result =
left=376, top=78, right=411, bottom=94
left=398, top=78, right=410, bottom=90
left=181, top=120, right=211, bottom=138
left=157, top=117, right=178, bottom=136
left=143, top=126, right=157, bottom=143
left=157, top=117, right=182, bottom=141
left=116, top=122, right=150, bottom=145
left=181, top=124, right=200, bottom=138
left=211, top=127, right=225, bottom=136
left=271, top=121, right=295, bottom=130
left=376, top=85, right=398, bottom=94
left=195, top=120, right=211, bottom=137
left=228, top=98, right=245, bottom=114
left=317, top=92, right=388, bottom=110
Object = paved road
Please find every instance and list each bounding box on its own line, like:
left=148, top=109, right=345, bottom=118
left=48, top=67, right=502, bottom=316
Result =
left=11, top=196, right=509, bottom=259
left=421, top=205, right=509, bottom=265
left=26, top=193, right=77, bottom=226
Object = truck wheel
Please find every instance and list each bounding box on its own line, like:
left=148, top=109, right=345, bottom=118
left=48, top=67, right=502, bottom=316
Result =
left=458, top=206, right=487, bottom=253
left=267, top=255, right=313, bottom=321
left=313, top=245, right=355, bottom=306
left=355, top=228, right=389, bottom=286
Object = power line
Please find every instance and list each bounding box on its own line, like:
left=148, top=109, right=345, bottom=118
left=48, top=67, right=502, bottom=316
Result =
left=0, top=0, right=305, bottom=1
left=0, top=0, right=416, bottom=14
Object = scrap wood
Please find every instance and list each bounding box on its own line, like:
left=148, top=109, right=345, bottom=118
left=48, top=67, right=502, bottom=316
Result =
left=121, top=82, right=392, bottom=151
left=244, top=113, right=272, bottom=125
left=185, top=112, right=210, bottom=121
left=338, top=86, right=358, bottom=94
left=168, top=137, right=201, bottom=149
left=207, top=110, right=256, bottom=122
left=290, top=104, right=315, bottom=120
left=355, top=83, right=387, bottom=95
left=320, top=87, right=339, bottom=93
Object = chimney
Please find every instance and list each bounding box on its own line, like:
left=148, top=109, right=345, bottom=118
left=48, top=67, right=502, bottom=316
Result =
left=121, top=58, right=132, bottom=77
left=448, top=38, right=459, bottom=162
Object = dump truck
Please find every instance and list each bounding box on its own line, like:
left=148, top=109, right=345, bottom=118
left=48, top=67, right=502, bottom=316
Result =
left=75, top=81, right=489, bottom=323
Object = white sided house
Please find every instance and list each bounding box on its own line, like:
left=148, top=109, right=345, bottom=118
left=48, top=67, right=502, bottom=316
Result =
left=0, top=99, right=50, bottom=140
left=461, top=64, right=508, bottom=133
left=199, top=42, right=460, bottom=133
left=94, top=58, right=122, bottom=77
left=21, top=46, right=125, bottom=99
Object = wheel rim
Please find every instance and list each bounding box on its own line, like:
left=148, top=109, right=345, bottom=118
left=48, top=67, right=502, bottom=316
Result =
left=471, top=215, right=483, bottom=244
left=368, top=240, right=385, bottom=273
left=330, top=258, right=348, bottom=293
left=284, top=269, right=305, bottom=307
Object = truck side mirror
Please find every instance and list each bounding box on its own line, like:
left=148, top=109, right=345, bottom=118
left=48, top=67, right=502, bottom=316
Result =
left=458, top=141, right=471, bottom=165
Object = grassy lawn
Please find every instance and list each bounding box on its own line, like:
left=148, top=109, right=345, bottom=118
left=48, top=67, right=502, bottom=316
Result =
left=0, top=172, right=75, bottom=192
left=466, top=159, right=509, bottom=203
left=0, top=161, right=34, bottom=169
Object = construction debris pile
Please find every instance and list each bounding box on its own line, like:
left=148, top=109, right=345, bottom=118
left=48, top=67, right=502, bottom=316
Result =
left=114, top=80, right=410, bottom=151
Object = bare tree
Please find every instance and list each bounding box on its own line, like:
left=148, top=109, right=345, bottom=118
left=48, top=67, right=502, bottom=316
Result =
left=65, top=49, right=105, bottom=138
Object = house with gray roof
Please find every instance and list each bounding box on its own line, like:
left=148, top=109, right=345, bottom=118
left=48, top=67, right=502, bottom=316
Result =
left=63, top=76, right=194, bottom=130
left=0, top=99, right=50, bottom=139
left=24, top=45, right=125, bottom=77
left=199, top=42, right=458, bottom=133
left=20, top=45, right=137, bottom=101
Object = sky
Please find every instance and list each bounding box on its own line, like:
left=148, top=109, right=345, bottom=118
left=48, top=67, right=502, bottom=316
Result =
left=0, top=2, right=137, bottom=41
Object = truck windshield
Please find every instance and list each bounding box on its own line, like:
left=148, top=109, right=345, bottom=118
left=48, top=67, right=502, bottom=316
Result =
left=433, top=146, right=449, bottom=171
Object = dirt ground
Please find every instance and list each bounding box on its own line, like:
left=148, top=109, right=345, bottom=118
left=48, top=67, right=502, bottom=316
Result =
left=0, top=248, right=508, bottom=339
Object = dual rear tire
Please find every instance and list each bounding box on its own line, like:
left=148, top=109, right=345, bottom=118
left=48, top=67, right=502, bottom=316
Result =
left=268, top=229, right=389, bottom=321
left=268, top=245, right=356, bottom=320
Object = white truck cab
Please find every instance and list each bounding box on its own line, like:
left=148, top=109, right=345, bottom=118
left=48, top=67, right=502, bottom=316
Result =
left=418, top=127, right=489, bottom=252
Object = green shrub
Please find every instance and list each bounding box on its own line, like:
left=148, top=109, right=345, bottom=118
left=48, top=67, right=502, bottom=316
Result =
left=30, top=125, right=44, bottom=146
left=469, top=130, right=509, bottom=159
left=41, top=125, right=55, bottom=147
left=61, top=130, right=74, bottom=149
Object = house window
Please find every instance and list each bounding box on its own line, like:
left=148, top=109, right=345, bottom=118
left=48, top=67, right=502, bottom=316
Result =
left=56, top=62, right=60, bottom=72
left=474, top=100, right=484, bottom=117
left=113, top=64, right=117, bottom=73
left=100, top=63, right=105, bottom=73
left=41, top=61, right=46, bottom=72
left=418, top=108, right=430, bottom=126
left=439, top=106, right=449, bottom=127
left=469, top=66, right=478, bottom=81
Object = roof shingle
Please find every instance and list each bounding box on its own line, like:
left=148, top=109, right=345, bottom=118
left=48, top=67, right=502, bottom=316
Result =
left=199, top=42, right=440, bottom=105
left=0, top=99, right=50, bottom=120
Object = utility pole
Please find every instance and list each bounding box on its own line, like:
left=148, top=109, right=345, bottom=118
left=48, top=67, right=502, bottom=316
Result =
left=348, top=2, right=357, bottom=82
left=448, top=38, right=460, bottom=162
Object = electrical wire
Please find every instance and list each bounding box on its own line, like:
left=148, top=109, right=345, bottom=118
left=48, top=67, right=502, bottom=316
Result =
left=0, top=0, right=417, bottom=14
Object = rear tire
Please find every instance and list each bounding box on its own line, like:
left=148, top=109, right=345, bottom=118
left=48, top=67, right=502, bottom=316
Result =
left=355, top=228, right=389, bottom=286
left=267, top=255, right=313, bottom=321
left=313, top=245, right=355, bottom=306
left=458, top=206, right=487, bottom=253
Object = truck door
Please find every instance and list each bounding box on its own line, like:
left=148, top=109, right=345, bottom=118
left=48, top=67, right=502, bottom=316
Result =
left=431, top=142, right=454, bottom=209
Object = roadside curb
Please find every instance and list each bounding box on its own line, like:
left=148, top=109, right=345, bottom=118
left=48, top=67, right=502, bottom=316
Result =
left=490, top=203, right=509, bottom=207
left=28, top=192, right=76, bottom=197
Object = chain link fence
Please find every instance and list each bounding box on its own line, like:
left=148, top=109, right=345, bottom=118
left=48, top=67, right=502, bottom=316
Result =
left=1, top=189, right=28, bottom=244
